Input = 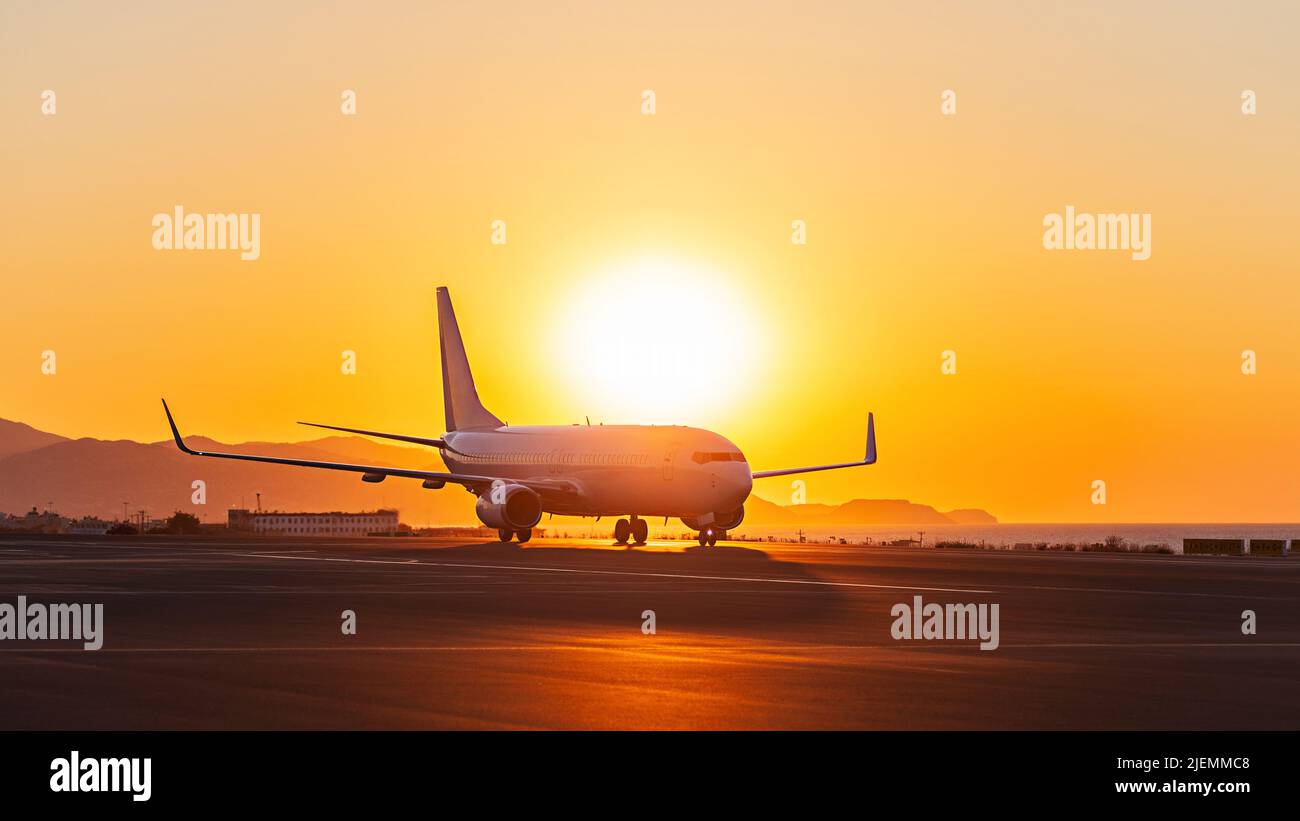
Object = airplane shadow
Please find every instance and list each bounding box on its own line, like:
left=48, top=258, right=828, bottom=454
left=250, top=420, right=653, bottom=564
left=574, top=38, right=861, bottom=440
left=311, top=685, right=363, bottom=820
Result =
left=371, top=539, right=847, bottom=632
left=452, top=540, right=773, bottom=561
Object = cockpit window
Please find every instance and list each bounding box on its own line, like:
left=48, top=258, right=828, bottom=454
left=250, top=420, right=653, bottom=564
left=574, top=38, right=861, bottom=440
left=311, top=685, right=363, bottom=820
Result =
left=691, top=451, right=745, bottom=464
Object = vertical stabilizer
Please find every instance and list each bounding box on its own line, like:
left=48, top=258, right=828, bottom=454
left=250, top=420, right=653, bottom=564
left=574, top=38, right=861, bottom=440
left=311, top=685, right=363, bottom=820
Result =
left=437, top=287, right=505, bottom=431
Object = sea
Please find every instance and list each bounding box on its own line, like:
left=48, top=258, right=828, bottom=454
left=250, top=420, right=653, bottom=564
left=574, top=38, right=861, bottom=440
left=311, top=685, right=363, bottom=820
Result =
left=542, top=521, right=1300, bottom=553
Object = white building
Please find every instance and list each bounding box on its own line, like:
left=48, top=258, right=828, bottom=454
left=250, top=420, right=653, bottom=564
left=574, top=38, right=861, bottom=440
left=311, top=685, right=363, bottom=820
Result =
left=228, top=509, right=399, bottom=536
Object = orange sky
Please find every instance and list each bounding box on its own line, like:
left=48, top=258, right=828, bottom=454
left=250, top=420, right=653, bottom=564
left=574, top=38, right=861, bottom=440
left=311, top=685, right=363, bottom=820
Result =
left=3, top=1, right=1300, bottom=522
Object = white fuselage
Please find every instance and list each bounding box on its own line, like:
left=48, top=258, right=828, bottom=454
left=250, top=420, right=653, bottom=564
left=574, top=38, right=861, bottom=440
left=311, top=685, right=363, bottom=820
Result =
left=440, top=424, right=753, bottom=519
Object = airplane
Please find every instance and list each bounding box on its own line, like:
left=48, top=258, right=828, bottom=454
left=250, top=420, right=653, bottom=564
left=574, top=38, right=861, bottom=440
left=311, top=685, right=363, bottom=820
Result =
left=162, top=286, right=876, bottom=547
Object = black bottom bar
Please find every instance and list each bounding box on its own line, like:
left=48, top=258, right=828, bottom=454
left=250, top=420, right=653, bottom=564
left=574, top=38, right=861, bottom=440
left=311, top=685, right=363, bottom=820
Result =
left=0, top=731, right=1285, bottom=809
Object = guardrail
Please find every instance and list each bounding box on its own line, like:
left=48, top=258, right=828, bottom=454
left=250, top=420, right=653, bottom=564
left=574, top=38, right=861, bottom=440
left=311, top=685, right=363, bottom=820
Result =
left=1183, top=538, right=1293, bottom=556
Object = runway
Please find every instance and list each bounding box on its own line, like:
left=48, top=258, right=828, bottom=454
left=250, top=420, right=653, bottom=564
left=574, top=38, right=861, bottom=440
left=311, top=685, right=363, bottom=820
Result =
left=2, top=534, right=1298, bottom=729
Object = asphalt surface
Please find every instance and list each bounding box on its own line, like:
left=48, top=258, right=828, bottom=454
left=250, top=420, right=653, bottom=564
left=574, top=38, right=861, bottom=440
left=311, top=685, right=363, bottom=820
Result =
left=1, top=534, right=1298, bottom=729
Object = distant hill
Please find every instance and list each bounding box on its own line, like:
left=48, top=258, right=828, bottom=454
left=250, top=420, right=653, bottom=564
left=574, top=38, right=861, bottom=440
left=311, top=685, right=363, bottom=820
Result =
left=745, top=495, right=997, bottom=526
left=0, top=419, right=69, bottom=460
left=941, top=508, right=999, bottom=525
left=0, top=418, right=997, bottom=527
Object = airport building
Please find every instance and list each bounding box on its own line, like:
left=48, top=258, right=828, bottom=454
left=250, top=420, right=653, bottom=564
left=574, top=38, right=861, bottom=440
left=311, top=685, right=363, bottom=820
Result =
left=0, top=507, right=65, bottom=533
left=65, top=517, right=112, bottom=535
left=227, top=508, right=400, bottom=536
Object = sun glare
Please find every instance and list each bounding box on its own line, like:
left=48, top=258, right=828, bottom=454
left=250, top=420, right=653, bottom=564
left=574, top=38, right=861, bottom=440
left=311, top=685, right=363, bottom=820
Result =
left=552, top=259, right=763, bottom=424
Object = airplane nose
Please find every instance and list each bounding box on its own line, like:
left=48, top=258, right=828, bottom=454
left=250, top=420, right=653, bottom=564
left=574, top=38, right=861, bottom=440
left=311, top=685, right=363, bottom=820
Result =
left=731, top=463, right=753, bottom=503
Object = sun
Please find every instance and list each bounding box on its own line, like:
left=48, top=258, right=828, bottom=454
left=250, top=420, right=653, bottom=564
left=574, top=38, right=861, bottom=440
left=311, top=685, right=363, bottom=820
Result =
left=552, top=258, right=763, bottom=424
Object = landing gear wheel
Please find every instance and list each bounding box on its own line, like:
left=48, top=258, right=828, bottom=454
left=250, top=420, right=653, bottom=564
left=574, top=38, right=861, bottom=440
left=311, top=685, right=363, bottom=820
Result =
left=698, top=530, right=709, bottom=547
left=631, top=518, right=648, bottom=545
left=613, top=518, right=631, bottom=545
left=498, top=528, right=513, bottom=543
left=707, top=531, right=718, bottom=547
left=515, top=529, right=532, bottom=544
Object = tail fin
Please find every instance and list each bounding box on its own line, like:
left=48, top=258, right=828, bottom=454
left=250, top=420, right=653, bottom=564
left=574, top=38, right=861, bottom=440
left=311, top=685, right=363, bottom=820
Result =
left=437, top=287, right=505, bottom=432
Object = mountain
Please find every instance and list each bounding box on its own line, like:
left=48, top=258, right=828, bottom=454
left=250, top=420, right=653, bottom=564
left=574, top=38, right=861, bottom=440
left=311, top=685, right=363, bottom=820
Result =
left=0, top=419, right=69, bottom=460
left=0, top=422, right=475, bottom=525
left=745, top=495, right=997, bottom=526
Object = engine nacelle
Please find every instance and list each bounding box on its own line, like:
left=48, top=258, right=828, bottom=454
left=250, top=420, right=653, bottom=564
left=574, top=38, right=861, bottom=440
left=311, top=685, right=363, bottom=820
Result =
left=475, top=484, right=543, bottom=530
left=680, top=506, right=744, bottom=532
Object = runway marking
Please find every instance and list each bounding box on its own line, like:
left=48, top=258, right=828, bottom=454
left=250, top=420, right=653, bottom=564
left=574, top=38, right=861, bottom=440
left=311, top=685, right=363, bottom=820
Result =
left=227, top=551, right=995, bottom=594
left=14, top=538, right=1300, bottom=572
left=3, top=642, right=1298, bottom=654
left=935, top=551, right=1300, bottom=570
left=0, top=589, right=499, bottom=596
left=1000, top=583, right=1300, bottom=601
left=1002, top=642, right=1300, bottom=649
left=0, top=558, right=220, bottom=567
left=0, top=588, right=827, bottom=595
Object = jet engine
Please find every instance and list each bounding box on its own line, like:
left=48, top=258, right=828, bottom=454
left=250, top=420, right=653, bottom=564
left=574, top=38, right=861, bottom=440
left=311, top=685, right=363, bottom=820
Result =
left=475, top=484, right=543, bottom=530
left=680, top=506, right=744, bottom=532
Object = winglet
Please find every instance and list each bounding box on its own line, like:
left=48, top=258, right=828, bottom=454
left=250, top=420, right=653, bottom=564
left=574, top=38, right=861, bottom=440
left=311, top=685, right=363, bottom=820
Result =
left=161, top=398, right=198, bottom=455
left=865, top=412, right=877, bottom=464
left=749, top=412, right=878, bottom=479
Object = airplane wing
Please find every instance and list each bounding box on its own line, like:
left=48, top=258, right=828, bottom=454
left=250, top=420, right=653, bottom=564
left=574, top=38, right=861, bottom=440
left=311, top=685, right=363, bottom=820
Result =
left=162, top=399, right=574, bottom=503
left=750, top=413, right=877, bottom=479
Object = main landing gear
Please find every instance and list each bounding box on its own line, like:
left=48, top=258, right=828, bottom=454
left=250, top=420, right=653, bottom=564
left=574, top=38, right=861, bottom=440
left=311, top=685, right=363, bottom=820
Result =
left=613, top=516, right=648, bottom=546
left=498, top=528, right=532, bottom=543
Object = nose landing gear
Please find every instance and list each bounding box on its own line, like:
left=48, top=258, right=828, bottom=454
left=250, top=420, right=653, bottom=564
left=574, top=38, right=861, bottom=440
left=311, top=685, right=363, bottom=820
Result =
left=696, top=527, right=723, bottom=547
left=613, top=516, right=648, bottom=546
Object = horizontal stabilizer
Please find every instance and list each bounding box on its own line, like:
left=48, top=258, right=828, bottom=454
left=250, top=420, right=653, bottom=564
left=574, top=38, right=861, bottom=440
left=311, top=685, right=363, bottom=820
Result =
left=298, top=421, right=444, bottom=449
